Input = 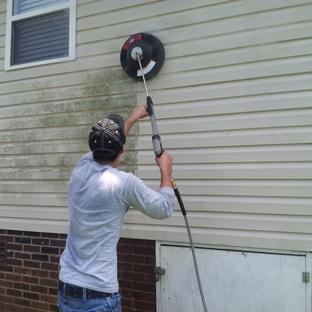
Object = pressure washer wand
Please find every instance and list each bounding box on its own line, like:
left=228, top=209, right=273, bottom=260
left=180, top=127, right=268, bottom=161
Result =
left=146, top=95, right=164, bottom=157
left=137, top=55, right=208, bottom=312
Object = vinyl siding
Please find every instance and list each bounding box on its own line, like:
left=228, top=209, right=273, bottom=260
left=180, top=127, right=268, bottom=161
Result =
left=0, top=0, right=311, bottom=252
left=123, top=0, right=312, bottom=251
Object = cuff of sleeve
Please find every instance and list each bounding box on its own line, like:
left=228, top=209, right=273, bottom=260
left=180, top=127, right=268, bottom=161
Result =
left=159, top=186, right=174, bottom=196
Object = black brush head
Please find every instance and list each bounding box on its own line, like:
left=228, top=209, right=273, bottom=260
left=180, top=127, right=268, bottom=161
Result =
left=120, top=33, right=165, bottom=81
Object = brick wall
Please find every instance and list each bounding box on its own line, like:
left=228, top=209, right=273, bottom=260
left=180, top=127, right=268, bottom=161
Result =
left=117, top=238, right=156, bottom=312
left=0, top=230, right=157, bottom=312
left=0, top=230, right=64, bottom=312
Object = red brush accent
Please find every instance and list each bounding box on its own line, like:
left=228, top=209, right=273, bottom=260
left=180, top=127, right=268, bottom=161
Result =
left=122, top=34, right=142, bottom=50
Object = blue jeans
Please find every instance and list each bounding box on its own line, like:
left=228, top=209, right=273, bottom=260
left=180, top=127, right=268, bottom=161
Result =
left=57, top=285, right=121, bottom=312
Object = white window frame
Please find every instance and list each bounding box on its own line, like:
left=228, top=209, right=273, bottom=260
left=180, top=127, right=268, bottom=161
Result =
left=5, top=0, right=76, bottom=71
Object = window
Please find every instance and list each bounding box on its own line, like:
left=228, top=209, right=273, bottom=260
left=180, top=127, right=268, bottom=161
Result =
left=5, top=0, right=76, bottom=70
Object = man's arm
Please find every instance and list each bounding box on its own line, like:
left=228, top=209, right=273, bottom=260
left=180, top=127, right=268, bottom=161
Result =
left=124, top=105, right=149, bottom=136
left=124, top=104, right=174, bottom=189
left=126, top=172, right=175, bottom=220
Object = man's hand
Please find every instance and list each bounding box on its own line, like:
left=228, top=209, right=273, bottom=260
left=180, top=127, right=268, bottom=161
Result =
left=155, top=152, right=174, bottom=188
left=124, top=105, right=149, bottom=136
left=131, top=104, right=149, bottom=120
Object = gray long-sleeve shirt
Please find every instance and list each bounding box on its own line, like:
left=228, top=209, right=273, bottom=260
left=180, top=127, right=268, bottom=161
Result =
left=59, top=152, right=175, bottom=293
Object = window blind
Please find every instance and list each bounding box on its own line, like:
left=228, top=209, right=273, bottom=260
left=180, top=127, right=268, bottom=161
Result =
left=12, top=10, right=69, bottom=65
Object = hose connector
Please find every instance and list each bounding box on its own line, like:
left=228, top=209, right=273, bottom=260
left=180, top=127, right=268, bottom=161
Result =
left=170, top=176, right=177, bottom=189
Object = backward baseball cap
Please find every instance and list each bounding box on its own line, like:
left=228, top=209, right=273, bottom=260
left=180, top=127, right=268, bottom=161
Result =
left=88, top=114, right=126, bottom=155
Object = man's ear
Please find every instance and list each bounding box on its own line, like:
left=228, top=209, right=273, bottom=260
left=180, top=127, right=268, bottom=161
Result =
left=120, top=146, right=125, bottom=155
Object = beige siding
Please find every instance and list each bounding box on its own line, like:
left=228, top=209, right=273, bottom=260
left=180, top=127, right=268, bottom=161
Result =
left=0, top=0, right=312, bottom=252
left=123, top=0, right=312, bottom=252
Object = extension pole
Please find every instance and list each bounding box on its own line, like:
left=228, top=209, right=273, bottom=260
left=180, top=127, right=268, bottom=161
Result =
left=137, top=55, right=208, bottom=312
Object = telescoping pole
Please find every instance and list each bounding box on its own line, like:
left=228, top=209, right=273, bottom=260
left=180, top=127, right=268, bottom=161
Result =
left=137, top=55, right=208, bottom=312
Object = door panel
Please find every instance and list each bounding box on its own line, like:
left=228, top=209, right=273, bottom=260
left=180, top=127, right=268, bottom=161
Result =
left=158, top=245, right=306, bottom=312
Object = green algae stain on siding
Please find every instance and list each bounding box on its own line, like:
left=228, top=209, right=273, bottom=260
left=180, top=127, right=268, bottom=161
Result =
left=1, top=68, right=140, bottom=178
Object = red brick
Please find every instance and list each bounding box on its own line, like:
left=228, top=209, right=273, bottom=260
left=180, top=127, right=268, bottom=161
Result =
left=0, top=235, right=14, bottom=242
left=15, top=237, right=31, bottom=245
left=4, top=303, right=22, bottom=312
left=50, top=239, right=66, bottom=248
left=1, top=294, right=14, bottom=304
left=133, top=246, right=154, bottom=256
left=133, top=264, right=154, bottom=274
left=119, top=279, right=132, bottom=289
left=31, top=301, right=49, bottom=311
left=14, top=267, right=31, bottom=275
left=50, top=255, right=60, bottom=263
left=144, top=292, right=156, bottom=303
left=121, top=298, right=133, bottom=308
left=133, top=282, right=155, bottom=293
left=122, top=254, right=145, bottom=263
left=117, top=244, right=133, bottom=253
left=31, top=269, right=49, bottom=278
left=49, top=271, right=59, bottom=280
left=30, top=285, right=48, bottom=294
left=40, top=278, right=57, bottom=288
left=23, top=292, right=39, bottom=300
left=32, top=238, right=49, bottom=246
left=122, top=271, right=145, bottom=282
left=1, top=265, right=13, bottom=273
left=1, top=280, right=13, bottom=288
left=23, top=245, right=40, bottom=253
left=41, top=246, right=59, bottom=255
left=40, top=294, right=57, bottom=304
left=7, top=288, right=22, bottom=297
left=145, top=256, right=155, bottom=266
left=14, top=298, right=30, bottom=308
left=7, top=258, right=23, bottom=266
left=14, top=252, right=31, bottom=260
left=22, top=276, right=39, bottom=285
left=24, top=260, right=40, bottom=269
left=7, top=243, right=23, bottom=252
left=121, top=289, right=144, bottom=300
left=118, top=261, right=133, bottom=271
left=49, top=287, right=58, bottom=296
left=145, top=273, right=155, bottom=284
left=14, top=282, right=30, bottom=291
left=41, top=262, right=58, bottom=271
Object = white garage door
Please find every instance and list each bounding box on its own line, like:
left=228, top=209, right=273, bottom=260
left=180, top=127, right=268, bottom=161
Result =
left=157, top=245, right=308, bottom=312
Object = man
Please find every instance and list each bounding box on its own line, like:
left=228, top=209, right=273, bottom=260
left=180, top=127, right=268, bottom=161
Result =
left=57, top=105, right=175, bottom=312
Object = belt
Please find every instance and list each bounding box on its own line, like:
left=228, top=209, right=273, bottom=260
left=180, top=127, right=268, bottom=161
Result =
left=58, top=280, right=117, bottom=299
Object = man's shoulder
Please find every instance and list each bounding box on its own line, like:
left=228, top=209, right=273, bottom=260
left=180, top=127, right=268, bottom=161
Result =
left=112, top=168, right=134, bottom=179
left=72, top=152, right=93, bottom=170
